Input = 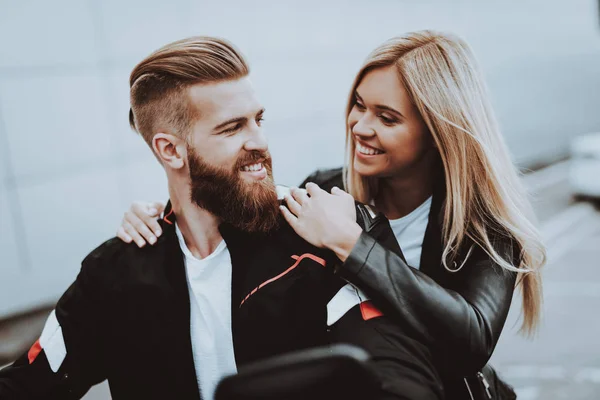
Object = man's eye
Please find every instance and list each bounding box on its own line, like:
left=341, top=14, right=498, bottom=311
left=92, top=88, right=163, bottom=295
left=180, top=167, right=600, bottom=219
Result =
left=223, top=123, right=242, bottom=134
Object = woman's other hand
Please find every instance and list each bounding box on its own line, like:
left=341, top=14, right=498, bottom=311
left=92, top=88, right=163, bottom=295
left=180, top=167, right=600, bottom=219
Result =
left=116, top=201, right=165, bottom=247
left=280, top=183, right=362, bottom=262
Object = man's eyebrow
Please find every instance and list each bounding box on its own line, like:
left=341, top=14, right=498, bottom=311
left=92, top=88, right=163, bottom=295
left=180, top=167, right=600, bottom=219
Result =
left=213, top=108, right=266, bottom=131
left=355, top=91, right=403, bottom=118
left=213, top=116, right=247, bottom=131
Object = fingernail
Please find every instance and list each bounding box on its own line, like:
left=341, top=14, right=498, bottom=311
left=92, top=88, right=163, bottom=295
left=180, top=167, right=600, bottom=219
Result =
left=156, top=229, right=162, bottom=236
left=148, top=208, right=158, bottom=215
left=149, top=236, right=156, bottom=244
left=137, top=240, right=145, bottom=247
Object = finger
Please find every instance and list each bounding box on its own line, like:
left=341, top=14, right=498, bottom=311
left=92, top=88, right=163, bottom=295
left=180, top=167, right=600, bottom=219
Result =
left=131, top=201, right=151, bottom=218
left=148, top=201, right=166, bottom=217
left=305, top=182, right=325, bottom=197
left=123, top=220, right=147, bottom=248
left=116, top=226, right=133, bottom=243
left=147, top=219, right=163, bottom=238
left=144, top=204, right=164, bottom=237
left=124, top=211, right=157, bottom=245
left=290, top=187, right=310, bottom=205
left=132, top=202, right=162, bottom=237
left=284, top=194, right=302, bottom=217
left=279, top=205, right=299, bottom=228
left=132, top=202, right=162, bottom=234
left=331, top=186, right=351, bottom=198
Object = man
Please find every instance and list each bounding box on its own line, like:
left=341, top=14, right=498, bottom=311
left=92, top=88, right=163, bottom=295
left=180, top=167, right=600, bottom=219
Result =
left=0, top=37, right=442, bottom=399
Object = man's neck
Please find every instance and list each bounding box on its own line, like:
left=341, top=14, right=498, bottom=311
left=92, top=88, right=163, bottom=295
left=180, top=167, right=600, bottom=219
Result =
left=169, top=184, right=223, bottom=260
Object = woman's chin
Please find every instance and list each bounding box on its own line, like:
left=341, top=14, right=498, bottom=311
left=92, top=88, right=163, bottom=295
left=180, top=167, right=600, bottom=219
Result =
left=354, top=160, right=385, bottom=178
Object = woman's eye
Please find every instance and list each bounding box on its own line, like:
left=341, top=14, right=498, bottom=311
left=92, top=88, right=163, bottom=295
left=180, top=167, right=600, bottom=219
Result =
left=379, top=114, right=397, bottom=125
left=256, top=116, right=265, bottom=125
left=355, top=102, right=366, bottom=111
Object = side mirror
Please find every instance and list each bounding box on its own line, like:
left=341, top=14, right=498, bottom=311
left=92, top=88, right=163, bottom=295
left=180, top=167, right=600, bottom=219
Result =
left=215, top=344, right=379, bottom=400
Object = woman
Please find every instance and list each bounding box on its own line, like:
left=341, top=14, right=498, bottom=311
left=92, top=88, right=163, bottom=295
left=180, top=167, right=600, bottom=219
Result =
left=118, top=31, right=545, bottom=398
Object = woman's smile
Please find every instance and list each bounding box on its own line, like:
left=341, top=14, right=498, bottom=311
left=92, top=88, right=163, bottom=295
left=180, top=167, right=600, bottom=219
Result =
left=355, top=140, right=385, bottom=160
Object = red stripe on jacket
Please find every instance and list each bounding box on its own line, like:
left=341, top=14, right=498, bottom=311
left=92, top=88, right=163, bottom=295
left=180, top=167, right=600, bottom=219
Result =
left=240, top=253, right=326, bottom=307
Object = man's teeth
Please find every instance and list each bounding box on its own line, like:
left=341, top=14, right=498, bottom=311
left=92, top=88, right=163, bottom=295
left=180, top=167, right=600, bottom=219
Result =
left=242, top=163, right=263, bottom=172
left=357, top=143, right=384, bottom=155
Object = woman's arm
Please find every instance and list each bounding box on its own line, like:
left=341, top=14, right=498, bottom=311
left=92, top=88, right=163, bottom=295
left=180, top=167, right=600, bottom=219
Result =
left=282, top=177, right=518, bottom=377
left=338, top=231, right=517, bottom=376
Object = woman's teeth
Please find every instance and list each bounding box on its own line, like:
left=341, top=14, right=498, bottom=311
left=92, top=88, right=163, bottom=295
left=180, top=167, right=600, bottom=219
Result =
left=242, top=163, right=263, bottom=172
left=357, top=143, right=383, bottom=155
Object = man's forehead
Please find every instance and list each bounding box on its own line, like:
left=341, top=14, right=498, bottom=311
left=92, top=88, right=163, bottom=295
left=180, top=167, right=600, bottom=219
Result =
left=187, top=77, right=262, bottom=121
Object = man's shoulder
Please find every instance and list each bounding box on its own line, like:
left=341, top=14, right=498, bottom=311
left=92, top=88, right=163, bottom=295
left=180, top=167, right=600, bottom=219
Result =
left=299, top=167, right=344, bottom=191
left=83, top=236, right=133, bottom=265
left=266, top=218, right=339, bottom=271
left=79, top=234, right=173, bottom=288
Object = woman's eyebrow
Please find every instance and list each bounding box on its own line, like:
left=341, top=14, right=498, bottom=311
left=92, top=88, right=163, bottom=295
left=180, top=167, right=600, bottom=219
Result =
left=375, top=104, right=403, bottom=118
left=356, top=90, right=404, bottom=118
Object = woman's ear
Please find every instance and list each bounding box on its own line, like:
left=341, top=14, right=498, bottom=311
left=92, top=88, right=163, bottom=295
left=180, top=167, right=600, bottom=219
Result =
left=152, top=133, right=185, bottom=169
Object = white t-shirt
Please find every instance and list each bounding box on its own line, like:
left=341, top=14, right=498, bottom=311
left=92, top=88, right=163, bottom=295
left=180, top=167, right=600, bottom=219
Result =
left=327, top=196, right=433, bottom=325
left=175, top=224, right=237, bottom=400
left=387, top=196, right=432, bottom=269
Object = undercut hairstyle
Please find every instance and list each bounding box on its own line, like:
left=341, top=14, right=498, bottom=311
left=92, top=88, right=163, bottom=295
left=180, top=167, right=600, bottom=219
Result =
left=129, top=36, right=250, bottom=146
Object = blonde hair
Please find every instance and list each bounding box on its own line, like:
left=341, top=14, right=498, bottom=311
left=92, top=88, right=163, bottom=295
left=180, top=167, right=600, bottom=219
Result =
left=129, top=36, right=249, bottom=145
left=344, top=30, right=546, bottom=335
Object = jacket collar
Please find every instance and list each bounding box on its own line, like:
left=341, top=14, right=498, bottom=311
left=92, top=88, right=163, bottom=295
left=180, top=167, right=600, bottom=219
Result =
left=158, top=199, right=265, bottom=369
left=150, top=206, right=202, bottom=399
left=418, top=160, right=446, bottom=278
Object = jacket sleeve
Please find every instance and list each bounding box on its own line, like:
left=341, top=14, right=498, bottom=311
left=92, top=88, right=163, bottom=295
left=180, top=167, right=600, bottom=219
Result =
left=337, top=231, right=518, bottom=376
left=0, top=256, right=109, bottom=399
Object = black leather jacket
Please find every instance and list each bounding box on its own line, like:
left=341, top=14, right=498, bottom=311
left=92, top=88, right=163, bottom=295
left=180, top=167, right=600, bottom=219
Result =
left=0, top=201, right=444, bottom=400
left=301, top=167, right=518, bottom=397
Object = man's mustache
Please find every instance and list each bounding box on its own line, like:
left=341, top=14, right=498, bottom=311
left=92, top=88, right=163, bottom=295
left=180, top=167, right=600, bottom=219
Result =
left=234, top=151, right=272, bottom=171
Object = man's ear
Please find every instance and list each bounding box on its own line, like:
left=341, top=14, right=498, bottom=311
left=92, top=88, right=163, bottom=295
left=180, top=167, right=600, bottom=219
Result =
left=152, top=133, right=186, bottom=169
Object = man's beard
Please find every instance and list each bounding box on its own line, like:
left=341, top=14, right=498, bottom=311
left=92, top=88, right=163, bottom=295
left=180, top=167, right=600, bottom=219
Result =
left=187, top=146, right=280, bottom=233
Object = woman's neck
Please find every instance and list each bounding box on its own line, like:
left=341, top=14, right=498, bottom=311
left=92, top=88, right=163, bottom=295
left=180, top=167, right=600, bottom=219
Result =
left=374, top=155, right=437, bottom=220
left=375, top=178, right=432, bottom=220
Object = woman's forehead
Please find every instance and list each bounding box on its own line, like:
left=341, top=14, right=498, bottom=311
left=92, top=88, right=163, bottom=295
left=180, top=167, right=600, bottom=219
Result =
left=357, top=66, right=412, bottom=114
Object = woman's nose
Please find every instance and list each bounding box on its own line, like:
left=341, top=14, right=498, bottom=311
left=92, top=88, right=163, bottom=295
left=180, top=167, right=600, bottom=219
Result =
left=352, top=116, right=376, bottom=138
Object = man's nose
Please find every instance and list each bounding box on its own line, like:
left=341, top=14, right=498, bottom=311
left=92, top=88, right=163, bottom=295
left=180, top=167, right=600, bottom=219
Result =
left=244, top=126, right=268, bottom=152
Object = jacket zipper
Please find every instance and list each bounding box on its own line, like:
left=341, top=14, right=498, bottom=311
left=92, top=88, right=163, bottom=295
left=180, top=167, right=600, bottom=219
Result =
left=463, top=372, right=493, bottom=400
left=477, top=371, right=493, bottom=399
